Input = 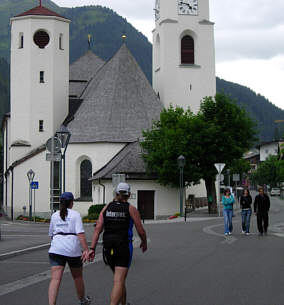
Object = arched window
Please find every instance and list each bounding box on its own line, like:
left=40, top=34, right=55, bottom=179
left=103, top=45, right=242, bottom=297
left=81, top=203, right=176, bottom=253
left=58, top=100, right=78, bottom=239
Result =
left=181, top=35, right=194, bottom=64
left=80, top=159, right=92, bottom=199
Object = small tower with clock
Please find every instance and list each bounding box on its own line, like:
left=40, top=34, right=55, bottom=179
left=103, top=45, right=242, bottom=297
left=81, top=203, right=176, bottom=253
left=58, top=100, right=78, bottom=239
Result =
left=153, top=0, right=216, bottom=113
left=9, top=2, right=70, bottom=161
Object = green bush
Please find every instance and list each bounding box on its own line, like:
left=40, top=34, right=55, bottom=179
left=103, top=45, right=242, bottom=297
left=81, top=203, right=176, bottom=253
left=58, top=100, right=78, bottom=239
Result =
left=88, top=213, right=99, bottom=220
left=88, top=204, right=105, bottom=215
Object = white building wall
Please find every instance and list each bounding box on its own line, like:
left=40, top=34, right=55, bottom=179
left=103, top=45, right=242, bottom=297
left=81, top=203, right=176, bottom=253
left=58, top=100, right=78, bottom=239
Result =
left=260, top=142, right=280, bottom=161
left=89, top=179, right=180, bottom=219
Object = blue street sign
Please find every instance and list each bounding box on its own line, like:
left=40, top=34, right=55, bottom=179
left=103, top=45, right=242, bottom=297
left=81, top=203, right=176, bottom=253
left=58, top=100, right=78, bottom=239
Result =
left=30, top=181, right=39, bottom=189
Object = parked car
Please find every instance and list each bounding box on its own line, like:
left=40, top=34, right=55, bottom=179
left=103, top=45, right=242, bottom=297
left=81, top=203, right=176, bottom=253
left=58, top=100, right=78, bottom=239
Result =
left=270, top=188, right=280, bottom=196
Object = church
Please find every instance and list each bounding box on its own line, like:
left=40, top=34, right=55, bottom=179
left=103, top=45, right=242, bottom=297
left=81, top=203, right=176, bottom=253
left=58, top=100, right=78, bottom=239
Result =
left=2, top=0, right=216, bottom=220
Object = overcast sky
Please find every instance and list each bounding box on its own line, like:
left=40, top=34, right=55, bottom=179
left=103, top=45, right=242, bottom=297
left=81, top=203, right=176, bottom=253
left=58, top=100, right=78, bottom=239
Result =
left=52, top=0, right=284, bottom=111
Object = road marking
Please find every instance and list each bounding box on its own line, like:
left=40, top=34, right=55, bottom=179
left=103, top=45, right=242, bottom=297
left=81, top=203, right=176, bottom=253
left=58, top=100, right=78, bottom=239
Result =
left=203, top=223, right=238, bottom=244
left=0, top=243, right=50, bottom=261
left=0, top=237, right=147, bottom=296
left=0, top=253, right=103, bottom=297
left=0, top=260, right=49, bottom=265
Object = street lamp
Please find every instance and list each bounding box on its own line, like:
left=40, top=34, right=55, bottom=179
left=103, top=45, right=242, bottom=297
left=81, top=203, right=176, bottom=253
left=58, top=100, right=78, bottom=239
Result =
left=226, top=168, right=230, bottom=186
left=56, top=125, right=71, bottom=192
left=177, top=155, right=186, bottom=217
left=27, top=169, right=35, bottom=221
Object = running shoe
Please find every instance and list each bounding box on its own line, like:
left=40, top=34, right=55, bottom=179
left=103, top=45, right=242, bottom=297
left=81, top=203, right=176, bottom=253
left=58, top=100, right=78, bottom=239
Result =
left=80, top=296, right=92, bottom=305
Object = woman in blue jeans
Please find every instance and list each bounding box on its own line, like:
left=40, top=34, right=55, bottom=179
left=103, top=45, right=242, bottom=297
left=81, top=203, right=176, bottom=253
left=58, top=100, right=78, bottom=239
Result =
left=222, top=189, right=235, bottom=235
left=240, top=189, right=252, bottom=235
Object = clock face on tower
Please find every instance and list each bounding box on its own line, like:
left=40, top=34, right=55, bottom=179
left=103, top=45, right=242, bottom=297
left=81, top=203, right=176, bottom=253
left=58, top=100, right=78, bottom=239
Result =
left=155, top=0, right=160, bottom=20
left=178, top=0, right=198, bottom=15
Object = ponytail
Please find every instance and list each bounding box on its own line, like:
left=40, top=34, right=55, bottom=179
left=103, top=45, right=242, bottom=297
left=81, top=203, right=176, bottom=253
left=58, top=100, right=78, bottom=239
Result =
left=60, top=199, right=72, bottom=221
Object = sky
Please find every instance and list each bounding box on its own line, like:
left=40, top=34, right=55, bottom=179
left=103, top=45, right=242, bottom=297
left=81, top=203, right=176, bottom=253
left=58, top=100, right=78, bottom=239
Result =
left=52, top=0, right=284, bottom=111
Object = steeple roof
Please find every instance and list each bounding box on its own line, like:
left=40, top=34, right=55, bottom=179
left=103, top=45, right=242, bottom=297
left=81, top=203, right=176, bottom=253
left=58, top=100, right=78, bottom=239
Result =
left=69, top=50, right=105, bottom=98
left=67, top=43, right=163, bottom=143
left=15, top=5, right=67, bottom=19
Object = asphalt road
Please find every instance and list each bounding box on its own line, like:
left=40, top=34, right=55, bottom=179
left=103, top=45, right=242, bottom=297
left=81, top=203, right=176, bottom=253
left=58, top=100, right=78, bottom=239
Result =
left=1, top=195, right=284, bottom=305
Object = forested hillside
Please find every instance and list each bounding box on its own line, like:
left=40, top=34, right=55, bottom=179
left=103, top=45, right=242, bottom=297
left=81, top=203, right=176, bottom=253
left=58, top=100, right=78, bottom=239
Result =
left=0, top=0, right=283, bottom=143
left=216, top=77, right=284, bottom=142
left=0, top=57, right=9, bottom=121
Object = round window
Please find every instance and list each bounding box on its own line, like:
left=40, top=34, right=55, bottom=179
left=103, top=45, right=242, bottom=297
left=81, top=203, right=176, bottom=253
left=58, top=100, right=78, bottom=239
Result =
left=33, top=30, right=50, bottom=49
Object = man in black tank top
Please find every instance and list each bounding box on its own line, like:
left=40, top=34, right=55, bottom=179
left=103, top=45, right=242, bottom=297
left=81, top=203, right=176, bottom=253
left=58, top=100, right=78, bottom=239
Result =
left=89, top=183, right=147, bottom=305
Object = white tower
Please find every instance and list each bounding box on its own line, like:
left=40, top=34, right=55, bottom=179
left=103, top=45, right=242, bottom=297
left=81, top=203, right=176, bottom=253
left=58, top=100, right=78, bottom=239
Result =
left=153, top=0, right=216, bottom=113
left=10, top=3, right=70, bottom=161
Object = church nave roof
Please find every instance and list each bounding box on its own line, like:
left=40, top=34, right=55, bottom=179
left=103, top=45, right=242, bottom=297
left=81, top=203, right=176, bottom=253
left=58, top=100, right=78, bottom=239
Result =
left=67, top=43, right=163, bottom=143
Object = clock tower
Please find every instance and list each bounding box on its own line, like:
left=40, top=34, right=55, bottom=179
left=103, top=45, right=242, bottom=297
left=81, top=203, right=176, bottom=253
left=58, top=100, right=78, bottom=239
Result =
left=153, top=0, right=216, bottom=113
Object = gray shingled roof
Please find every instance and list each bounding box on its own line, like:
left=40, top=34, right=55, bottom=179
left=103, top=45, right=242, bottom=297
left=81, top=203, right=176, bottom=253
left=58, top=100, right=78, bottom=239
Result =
left=91, top=141, right=155, bottom=180
left=69, top=50, right=105, bottom=98
left=67, top=43, right=163, bottom=143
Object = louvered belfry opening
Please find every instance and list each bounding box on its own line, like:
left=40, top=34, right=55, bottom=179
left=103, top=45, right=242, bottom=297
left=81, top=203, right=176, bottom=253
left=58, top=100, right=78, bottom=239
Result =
left=181, top=35, right=194, bottom=64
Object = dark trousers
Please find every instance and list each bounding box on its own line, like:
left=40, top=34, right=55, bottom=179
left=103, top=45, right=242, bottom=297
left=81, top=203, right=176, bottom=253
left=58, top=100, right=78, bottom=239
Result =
left=257, top=212, right=269, bottom=233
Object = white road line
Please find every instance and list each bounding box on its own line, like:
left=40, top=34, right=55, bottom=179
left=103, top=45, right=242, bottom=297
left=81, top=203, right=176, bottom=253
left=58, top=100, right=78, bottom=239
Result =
left=0, top=237, right=147, bottom=297
left=203, top=223, right=238, bottom=244
left=2, top=235, right=49, bottom=237
left=0, top=261, right=49, bottom=265
left=0, top=253, right=103, bottom=297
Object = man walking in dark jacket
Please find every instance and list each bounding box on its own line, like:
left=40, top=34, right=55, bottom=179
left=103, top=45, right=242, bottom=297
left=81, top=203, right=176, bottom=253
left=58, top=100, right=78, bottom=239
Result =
left=254, top=187, right=270, bottom=235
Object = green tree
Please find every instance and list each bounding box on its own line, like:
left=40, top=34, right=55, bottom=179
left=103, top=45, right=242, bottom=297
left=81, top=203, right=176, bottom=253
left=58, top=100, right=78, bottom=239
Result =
left=251, top=155, right=284, bottom=187
left=141, top=93, right=257, bottom=213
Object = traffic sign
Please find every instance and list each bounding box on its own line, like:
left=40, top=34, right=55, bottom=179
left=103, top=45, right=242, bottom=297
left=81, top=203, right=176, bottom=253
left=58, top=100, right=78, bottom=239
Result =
left=46, top=137, right=62, bottom=153
left=30, top=181, right=39, bottom=189
left=233, top=174, right=240, bottom=182
left=46, top=153, right=62, bottom=162
left=214, top=163, right=225, bottom=174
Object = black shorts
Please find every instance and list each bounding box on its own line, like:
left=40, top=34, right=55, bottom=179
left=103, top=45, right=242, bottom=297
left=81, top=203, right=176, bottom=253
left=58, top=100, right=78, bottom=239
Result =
left=103, top=240, right=133, bottom=271
left=49, top=253, right=83, bottom=268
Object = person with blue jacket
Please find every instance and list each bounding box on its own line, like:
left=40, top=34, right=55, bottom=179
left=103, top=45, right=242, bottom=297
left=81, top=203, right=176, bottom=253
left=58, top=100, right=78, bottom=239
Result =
left=222, top=188, right=235, bottom=235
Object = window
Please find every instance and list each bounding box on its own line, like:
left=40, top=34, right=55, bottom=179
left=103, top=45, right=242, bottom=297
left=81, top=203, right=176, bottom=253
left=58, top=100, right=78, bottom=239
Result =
left=39, top=120, right=44, bottom=132
left=19, top=33, right=24, bottom=49
left=59, top=34, right=64, bottom=50
left=80, top=160, right=92, bottom=199
left=40, top=71, right=44, bottom=83
left=181, top=35, right=194, bottom=64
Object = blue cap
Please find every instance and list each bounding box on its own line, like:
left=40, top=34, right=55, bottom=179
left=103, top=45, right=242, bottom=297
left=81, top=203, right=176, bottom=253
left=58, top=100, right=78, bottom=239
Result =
left=60, top=192, right=74, bottom=201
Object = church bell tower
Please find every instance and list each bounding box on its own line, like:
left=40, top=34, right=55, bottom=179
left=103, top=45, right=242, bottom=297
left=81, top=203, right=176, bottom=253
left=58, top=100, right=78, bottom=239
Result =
left=10, top=2, right=70, bottom=160
left=152, top=0, right=216, bottom=113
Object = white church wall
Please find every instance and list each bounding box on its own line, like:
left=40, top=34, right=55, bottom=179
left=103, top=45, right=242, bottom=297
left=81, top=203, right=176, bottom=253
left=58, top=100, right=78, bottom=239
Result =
left=65, top=142, right=126, bottom=200
left=10, top=16, right=70, bottom=162
left=5, top=150, right=51, bottom=219
left=153, top=0, right=215, bottom=114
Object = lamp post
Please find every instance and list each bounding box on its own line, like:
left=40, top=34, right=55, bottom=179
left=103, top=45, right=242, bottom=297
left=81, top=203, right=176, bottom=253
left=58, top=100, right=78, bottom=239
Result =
left=55, top=125, right=71, bottom=192
left=27, top=169, right=35, bottom=221
left=227, top=168, right=230, bottom=186
left=177, top=155, right=186, bottom=217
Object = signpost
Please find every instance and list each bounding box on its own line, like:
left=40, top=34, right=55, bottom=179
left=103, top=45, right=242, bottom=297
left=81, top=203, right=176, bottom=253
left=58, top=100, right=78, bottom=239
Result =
left=31, top=182, right=39, bottom=222
left=214, top=163, right=226, bottom=217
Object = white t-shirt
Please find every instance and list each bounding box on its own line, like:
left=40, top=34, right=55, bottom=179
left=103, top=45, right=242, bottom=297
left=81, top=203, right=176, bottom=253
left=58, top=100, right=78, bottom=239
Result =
left=48, top=209, right=85, bottom=257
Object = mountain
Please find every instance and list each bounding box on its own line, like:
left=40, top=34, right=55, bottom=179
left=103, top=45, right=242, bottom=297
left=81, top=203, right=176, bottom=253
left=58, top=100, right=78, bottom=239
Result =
left=0, top=57, right=9, bottom=120
left=0, top=0, right=152, bottom=82
left=0, top=0, right=283, bottom=143
left=216, top=77, right=284, bottom=142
